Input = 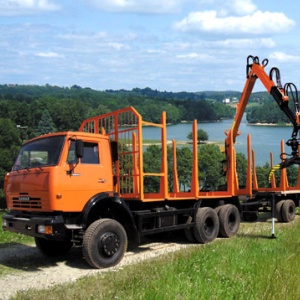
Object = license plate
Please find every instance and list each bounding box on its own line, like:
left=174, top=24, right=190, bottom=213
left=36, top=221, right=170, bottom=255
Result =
left=19, top=196, right=30, bottom=201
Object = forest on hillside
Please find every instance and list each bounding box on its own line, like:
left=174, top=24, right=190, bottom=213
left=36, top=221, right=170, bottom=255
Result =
left=0, top=84, right=295, bottom=206
left=245, top=91, right=296, bottom=124
left=0, top=84, right=237, bottom=136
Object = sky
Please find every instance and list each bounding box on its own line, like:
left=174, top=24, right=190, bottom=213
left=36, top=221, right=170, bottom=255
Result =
left=0, top=0, right=299, bottom=93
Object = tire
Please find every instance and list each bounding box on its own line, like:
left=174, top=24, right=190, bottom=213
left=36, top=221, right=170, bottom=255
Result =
left=281, top=200, right=295, bottom=223
left=82, top=219, right=127, bottom=269
left=184, top=215, right=196, bottom=243
left=193, top=207, right=219, bottom=244
left=214, top=206, right=222, bottom=215
left=35, top=237, right=73, bottom=257
left=275, top=200, right=285, bottom=222
left=218, top=204, right=240, bottom=238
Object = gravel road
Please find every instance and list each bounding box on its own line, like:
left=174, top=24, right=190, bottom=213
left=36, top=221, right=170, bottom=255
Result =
left=0, top=236, right=191, bottom=300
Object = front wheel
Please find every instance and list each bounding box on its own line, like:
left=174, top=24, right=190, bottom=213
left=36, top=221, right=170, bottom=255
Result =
left=193, top=207, right=219, bottom=244
left=83, top=219, right=128, bottom=269
left=35, top=237, right=73, bottom=257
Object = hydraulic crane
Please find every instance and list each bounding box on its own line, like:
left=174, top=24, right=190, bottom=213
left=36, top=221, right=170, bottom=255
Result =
left=225, top=55, right=300, bottom=184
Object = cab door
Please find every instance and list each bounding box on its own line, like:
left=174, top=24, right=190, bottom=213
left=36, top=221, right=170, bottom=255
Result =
left=59, top=138, right=114, bottom=211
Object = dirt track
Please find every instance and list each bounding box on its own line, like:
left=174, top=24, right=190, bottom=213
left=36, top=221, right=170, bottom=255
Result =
left=0, top=214, right=290, bottom=299
left=0, top=235, right=191, bottom=300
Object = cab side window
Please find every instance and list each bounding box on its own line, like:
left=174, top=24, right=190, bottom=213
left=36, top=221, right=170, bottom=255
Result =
left=81, top=142, right=100, bottom=164
left=67, top=141, right=77, bottom=164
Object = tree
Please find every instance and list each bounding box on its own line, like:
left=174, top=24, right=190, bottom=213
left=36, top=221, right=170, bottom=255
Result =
left=143, top=144, right=161, bottom=192
left=0, top=118, right=22, bottom=208
left=255, top=163, right=271, bottom=188
left=236, top=152, right=248, bottom=188
left=176, top=147, right=193, bottom=191
left=35, top=109, right=57, bottom=136
left=50, top=99, right=88, bottom=131
left=187, top=129, right=209, bottom=143
left=198, top=144, right=226, bottom=190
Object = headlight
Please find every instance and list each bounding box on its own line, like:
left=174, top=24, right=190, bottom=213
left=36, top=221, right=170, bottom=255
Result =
left=37, top=225, right=53, bottom=234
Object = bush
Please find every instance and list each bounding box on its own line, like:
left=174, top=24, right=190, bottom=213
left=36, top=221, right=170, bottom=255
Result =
left=0, top=189, right=7, bottom=209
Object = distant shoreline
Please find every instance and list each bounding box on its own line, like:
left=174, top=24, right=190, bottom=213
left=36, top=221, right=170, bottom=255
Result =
left=143, top=140, right=224, bottom=146
left=247, top=122, right=292, bottom=127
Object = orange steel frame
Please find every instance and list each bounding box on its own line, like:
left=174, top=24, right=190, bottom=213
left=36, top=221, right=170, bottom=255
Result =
left=78, top=59, right=300, bottom=202
left=79, top=108, right=300, bottom=204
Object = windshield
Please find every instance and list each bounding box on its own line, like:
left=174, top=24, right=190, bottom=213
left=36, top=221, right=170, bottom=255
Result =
left=12, top=135, right=66, bottom=171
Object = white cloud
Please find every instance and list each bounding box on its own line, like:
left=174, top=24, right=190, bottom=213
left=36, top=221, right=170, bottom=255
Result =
left=87, top=0, right=186, bottom=14
left=0, top=0, right=61, bottom=16
left=176, top=52, right=213, bottom=60
left=174, top=10, right=295, bottom=35
left=36, top=52, right=63, bottom=58
left=108, top=42, right=129, bottom=50
left=59, top=32, right=108, bottom=42
left=269, top=52, right=300, bottom=62
left=230, top=0, right=257, bottom=15
left=212, top=38, right=276, bottom=49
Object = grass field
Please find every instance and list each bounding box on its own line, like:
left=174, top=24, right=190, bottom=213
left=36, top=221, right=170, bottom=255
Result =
left=0, top=211, right=33, bottom=247
left=3, top=213, right=300, bottom=300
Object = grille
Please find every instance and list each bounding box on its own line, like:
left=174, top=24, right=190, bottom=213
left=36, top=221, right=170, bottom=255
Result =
left=12, top=197, right=42, bottom=209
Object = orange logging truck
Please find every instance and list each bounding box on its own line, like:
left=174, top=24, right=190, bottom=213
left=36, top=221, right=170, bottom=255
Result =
left=2, top=55, right=300, bottom=268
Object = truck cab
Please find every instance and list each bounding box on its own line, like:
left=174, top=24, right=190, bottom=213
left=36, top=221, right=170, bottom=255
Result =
left=5, top=132, right=114, bottom=213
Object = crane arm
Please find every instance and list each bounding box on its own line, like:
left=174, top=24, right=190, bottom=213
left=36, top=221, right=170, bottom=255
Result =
left=227, top=55, right=300, bottom=173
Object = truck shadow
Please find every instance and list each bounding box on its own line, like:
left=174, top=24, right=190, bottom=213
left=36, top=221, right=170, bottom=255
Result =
left=0, top=232, right=191, bottom=272
left=0, top=243, right=90, bottom=271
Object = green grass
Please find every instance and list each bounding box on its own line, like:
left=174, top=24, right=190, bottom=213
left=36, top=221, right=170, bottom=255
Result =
left=143, top=139, right=161, bottom=144
left=0, top=212, right=34, bottom=247
left=10, top=215, right=300, bottom=300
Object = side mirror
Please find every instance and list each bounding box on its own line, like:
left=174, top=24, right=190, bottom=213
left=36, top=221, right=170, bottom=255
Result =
left=111, top=141, right=118, bottom=162
left=76, top=140, right=84, bottom=158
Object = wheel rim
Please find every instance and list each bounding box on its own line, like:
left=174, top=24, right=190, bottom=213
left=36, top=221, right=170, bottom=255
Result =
left=203, top=217, right=214, bottom=235
left=98, top=232, right=120, bottom=258
left=228, top=213, right=236, bottom=230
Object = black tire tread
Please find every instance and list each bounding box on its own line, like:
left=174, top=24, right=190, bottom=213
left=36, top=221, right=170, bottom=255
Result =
left=275, top=200, right=285, bottom=222
left=82, top=218, right=127, bottom=269
left=184, top=215, right=196, bottom=243
left=218, top=204, right=240, bottom=238
left=281, top=200, right=295, bottom=223
left=193, top=207, right=219, bottom=244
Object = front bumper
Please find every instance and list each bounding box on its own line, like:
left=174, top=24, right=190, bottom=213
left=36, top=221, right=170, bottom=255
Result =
left=2, top=212, right=67, bottom=241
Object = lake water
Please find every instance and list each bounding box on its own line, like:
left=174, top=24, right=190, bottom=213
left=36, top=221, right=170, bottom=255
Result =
left=142, top=117, right=294, bottom=166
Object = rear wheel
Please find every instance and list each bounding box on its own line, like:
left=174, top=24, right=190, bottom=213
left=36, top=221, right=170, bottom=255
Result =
left=35, top=237, right=73, bottom=257
left=281, top=200, right=295, bottom=222
left=83, top=219, right=127, bottom=269
left=218, top=204, right=240, bottom=238
left=184, top=215, right=196, bottom=243
left=193, top=207, right=219, bottom=244
left=275, top=200, right=285, bottom=222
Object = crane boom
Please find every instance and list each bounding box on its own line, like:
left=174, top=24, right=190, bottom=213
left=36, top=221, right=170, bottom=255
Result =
left=226, top=55, right=300, bottom=171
